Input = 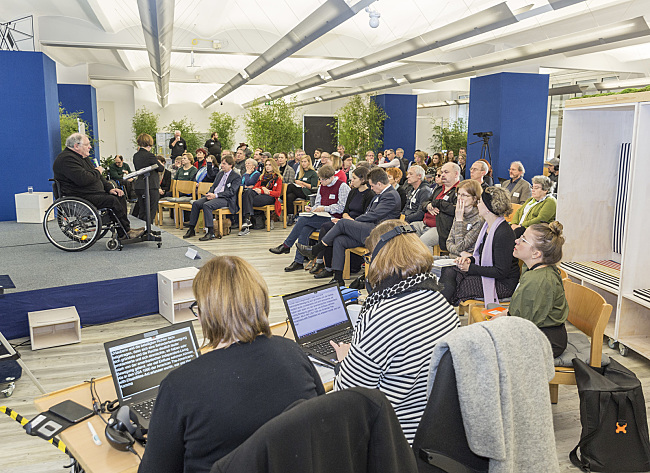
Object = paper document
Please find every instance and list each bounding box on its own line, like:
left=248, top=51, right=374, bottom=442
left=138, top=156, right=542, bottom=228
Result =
left=433, top=259, right=457, bottom=267
left=299, top=211, right=331, bottom=218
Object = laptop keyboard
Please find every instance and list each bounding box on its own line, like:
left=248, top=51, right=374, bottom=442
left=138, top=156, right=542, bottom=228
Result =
left=308, top=331, right=352, bottom=356
left=131, top=398, right=156, bottom=419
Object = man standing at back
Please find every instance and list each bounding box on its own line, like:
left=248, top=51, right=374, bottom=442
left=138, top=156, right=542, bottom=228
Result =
left=205, top=132, right=222, bottom=163
left=169, top=130, right=186, bottom=159
left=296, top=168, right=401, bottom=287
left=502, top=161, right=531, bottom=204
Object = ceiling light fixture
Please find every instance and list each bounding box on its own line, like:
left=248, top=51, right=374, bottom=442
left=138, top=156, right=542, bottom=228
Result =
left=366, top=6, right=380, bottom=28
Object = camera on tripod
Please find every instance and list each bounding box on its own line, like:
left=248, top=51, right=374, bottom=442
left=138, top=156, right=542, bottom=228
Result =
left=473, top=131, right=493, bottom=138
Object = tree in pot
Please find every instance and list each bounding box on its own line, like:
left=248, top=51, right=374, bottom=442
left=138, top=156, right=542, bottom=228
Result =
left=132, top=106, right=160, bottom=149
left=244, top=97, right=302, bottom=154
left=332, top=94, right=387, bottom=160
left=208, top=111, right=238, bottom=151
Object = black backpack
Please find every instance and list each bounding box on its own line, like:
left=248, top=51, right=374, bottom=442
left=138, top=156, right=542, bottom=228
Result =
left=571, top=357, right=650, bottom=472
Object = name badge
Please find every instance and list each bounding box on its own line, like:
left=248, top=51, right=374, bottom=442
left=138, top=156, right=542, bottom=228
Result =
left=372, top=197, right=379, bottom=204
left=443, top=195, right=449, bottom=201
left=513, top=192, right=520, bottom=197
left=227, top=183, right=231, bottom=187
left=329, top=194, right=336, bottom=199
left=467, top=223, right=472, bottom=231
left=303, top=177, right=308, bottom=181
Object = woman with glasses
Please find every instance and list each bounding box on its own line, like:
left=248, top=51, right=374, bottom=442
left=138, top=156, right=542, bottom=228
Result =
left=439, top=186, right=520, bottom=306
left=445, top=179, right=484, bottom=258
left=491, top=221, right=568, bottom=357
left=330, top=219, right=459, bottom=444
left=509, top=175, right=556, bottom=238
left=140, top=256, right=325, bottom=473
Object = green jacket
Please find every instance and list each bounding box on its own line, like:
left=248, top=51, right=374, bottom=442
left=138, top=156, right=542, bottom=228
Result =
left=509, top=264, right=568, bottom=328
left=295, top=169, right=319, bottom=197
left=511, top=196, right=556, bottom=228
left=108, top=162, right=132, bottom=180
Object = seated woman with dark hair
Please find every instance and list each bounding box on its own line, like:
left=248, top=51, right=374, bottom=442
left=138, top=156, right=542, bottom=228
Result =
left=269, top=164, right=349, bottom=271
left=490, top=221, right=569, bottom=357
left=330, top=219, right=459, bottom=444
left=139, top=256, right=324, bottom=473
left=439, top=186, right=520, bottom=306
left=311, top=166, right=373, bottom=279
left=239, top=158, right=283, bottom=236
left=284, top=154, right=318, bottom=226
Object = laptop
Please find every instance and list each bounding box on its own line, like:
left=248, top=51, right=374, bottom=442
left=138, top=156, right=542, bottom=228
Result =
left=283, top=283, right=354, bottom=366
left=104, top=321, right=200, bottom=428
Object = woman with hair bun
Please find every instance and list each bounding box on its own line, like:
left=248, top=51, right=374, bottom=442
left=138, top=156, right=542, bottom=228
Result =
left=494, top=221, right=569, bottom=357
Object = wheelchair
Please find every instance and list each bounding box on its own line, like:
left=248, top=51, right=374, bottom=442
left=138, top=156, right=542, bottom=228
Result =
left=43, top=179, right=152, bottom=252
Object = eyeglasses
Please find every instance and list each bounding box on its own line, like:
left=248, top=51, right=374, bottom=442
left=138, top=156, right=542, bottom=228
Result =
left=364, top=253, right=372, bottom=264
left=189, top=301, right=199, bottom=318
left=519, top=235, right=533, bottom=246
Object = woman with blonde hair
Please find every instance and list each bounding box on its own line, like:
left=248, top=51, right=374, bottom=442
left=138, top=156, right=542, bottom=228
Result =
left=240, top=158, right=283, bottom=234
left=140, top=256, right=324, bottom=473
left=331, top=153, right=348, bottom=184
left=284, top=154, right=318, bottom=226
left=439, top=186, right=520, bottom=306
left=330, top=219, right=459, bottom=444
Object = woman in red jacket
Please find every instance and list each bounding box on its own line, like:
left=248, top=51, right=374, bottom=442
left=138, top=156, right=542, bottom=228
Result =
left=240, top=158, right=283, bottom=235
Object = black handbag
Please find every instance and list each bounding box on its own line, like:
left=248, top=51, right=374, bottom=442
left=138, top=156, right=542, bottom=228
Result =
left=571, top=357, right=650, bottom=472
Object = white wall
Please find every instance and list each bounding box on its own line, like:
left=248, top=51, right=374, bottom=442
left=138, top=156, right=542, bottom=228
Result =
left=96, top=101, right=116, bottom=159
left=95, top=84, right=136, bottom=161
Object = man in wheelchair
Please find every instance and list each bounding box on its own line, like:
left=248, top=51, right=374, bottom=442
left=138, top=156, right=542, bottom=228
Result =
left=53, top=133, right=144, bottom=240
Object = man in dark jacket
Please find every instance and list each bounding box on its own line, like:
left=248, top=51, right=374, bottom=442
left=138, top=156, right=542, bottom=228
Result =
left=169, top=130, right=187, bottom=158
left=205, top=132, right=222, bottom=162
left=52, top=133, right=142, bottom=239
left=182, top=155, right=241, bottom=241
left=402, top=165, right=433, bottom=223
left=297, top=168, right=401, bottom=286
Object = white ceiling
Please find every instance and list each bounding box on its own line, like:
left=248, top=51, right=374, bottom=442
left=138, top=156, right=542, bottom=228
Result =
left=3, top=0, right=650, bottom=108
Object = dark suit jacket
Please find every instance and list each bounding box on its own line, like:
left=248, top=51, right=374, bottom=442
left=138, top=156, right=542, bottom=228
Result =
left=422, top=184, right=458, bottom=251
left=403, top=184, right=433, bottom=223
left=52, top=147, right=112, bottom=197
left=356, top=186, right=401, bottom=225
left=210, top=170, right=241, bottom=214
left=133, top=148, right=164, bottom=190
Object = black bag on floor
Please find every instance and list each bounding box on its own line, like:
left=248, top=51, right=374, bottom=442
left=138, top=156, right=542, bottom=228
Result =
left=570, top=357, right=650, bottom=472
left=252, top=213, right=265, bottom=230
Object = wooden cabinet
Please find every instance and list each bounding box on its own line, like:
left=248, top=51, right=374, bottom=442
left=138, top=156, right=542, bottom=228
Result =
left=157, top=267, right=200, bottom=324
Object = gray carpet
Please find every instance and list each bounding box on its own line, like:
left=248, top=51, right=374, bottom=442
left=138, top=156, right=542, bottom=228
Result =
left=0, top=218, right=214, bottom=293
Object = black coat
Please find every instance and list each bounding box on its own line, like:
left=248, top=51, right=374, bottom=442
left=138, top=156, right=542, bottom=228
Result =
left=210, top=170, right=242, bottom=214
left=422, top=184, right=458, bottom=252
left=52, top=147, right=112, bottom=197
left=133, top=148, right=164, bottom=190
left=205, top=138, right=222, bottom=159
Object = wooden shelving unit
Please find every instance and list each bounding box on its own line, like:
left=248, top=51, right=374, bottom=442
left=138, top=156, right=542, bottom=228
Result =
left=157, top=267, right=200, bottom=324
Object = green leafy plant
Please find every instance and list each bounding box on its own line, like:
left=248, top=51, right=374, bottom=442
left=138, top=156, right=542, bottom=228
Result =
left=244, top=97, right=303, bottom=154
left=59, top=105, right=96, bottom=155
left=431, top=117, right=468, bottom=155
left=332, top=94, right=387, bottom=159
left=132, top=106, right=160, bottom=147
left=570, top=84, right=650, bottom=100
left=208, top=111, right=238, bottom=151
left=167, top=117, right=202, bottom=155
left=100, top=155, right=115, bottom=179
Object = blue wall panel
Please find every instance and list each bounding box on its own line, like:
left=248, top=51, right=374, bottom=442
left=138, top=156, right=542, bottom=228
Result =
left=467, top=72, right=549, bottom=182
left=0, top=51, right=60, bottom=221
left=373, top=94, right=417, bottom=162
left=58, top=84, right=99, bottom=161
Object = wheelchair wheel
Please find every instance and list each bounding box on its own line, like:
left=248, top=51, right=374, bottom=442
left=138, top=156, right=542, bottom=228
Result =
left=43, top=197, right=102, bottom=251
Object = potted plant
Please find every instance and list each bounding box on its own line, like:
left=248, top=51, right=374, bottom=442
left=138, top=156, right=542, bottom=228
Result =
left=244, top=97, right=302, bottom=154
left=208, top=111, right=238, bottom=151
left=431, top=117, right=467, bottom=155
left=166, top=117, right=202, bottom=155
left=333, top=94, right=387, bottom=159
left=132, top=106, right=159, bottom=148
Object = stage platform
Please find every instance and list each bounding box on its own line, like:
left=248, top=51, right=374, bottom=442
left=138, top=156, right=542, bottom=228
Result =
left=0, top=219, right=214, bottom=339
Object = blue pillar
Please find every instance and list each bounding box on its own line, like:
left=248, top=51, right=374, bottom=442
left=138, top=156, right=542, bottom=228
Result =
left=467, top=72, right=549, bottom=181
left=372, top=94, right=417, bottom=162
left=58, top=84, right=99, bottom=160
left=0, top=51, right=60, bottom=221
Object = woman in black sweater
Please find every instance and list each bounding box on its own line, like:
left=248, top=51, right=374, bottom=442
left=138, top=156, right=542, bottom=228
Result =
left=439, top=186, right=520, bottom=306
left=139, top=256, right=325, bottom=473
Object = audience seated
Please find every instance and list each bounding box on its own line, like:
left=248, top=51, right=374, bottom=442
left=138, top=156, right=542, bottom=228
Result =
left=132, top=133, right=165, bottom=225
left=409, top=150, right=428, bottom=171
left=241, top=158, right=261, bottom=189
left=176, top=153, right=197, bottom=181
left=330, top=153, right=347, bottom=184
left=170, top=156, right=183, bottom=180
left=233, top=148, right=247, bottom=176
left=440, top=186, right=520, bottom=306
left=401, top=165, right=432, bottom=223
left=330, top=219, right=459, bottom=444
left=469, top=160, right=489, bottom=190
left=478, top=159, right=494, bottom=186
left=138, top=256, right=325, bottom=473
left=510, top=175, right=556, bottom=238
left=386, top=167, right=406, bottom=209
left=204, top=155, right=220, bottom=182
left=365, top=150, right=376, bottom=165
left=427, top=152, right=442, bottom=171
left=378, top=149, right=400, bottom=168
left=501, top=160, right=531, bottom=204
left=269, top=165, right=350, bottom=271
left=342, top=154, right=355, bottom=182
left=284, top=154, right=319, bottom=226
left=494, top=221, right=569, bottom=357
left=194, top=148, right=208, bottom=169
left=446, top=180, right=484, bottom=258
left=296, top=168, right=401, bottom=286
left=52, top=133, right=142, bottom=239
left=239, top=158, right=283, bottom=235
left=546, top=157, right=560, bottom=193
left=158, top=156, right=172, bottom=198
left=108, top=154, right=136, bottom=200
left=312, top=167, right=373, bottom=279
left=411, top=162, right=460, bottom=252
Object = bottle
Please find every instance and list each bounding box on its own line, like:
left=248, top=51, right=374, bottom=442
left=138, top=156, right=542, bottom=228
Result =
left=28, top=186, right=33, bottom=194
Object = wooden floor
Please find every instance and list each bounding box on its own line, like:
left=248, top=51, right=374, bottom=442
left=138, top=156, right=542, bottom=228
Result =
left=1, top=221, right=649, bottom=472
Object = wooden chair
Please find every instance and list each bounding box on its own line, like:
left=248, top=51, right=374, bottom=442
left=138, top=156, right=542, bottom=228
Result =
left=505, top=203, right=522, bottom=223
left=294, top=199, right=309, bottom=215
left=254, top=183, right=287, bottom=231
left=156, top=179, right=176, bottom=226
left=559, top=266, right=568, bottom=280
left=343, top=247, right=367, bottom=280
left=433, top=245, right=449, bottom=257
left=178, top=182, right=212, bottom=230
left=549, top=280, right=612, bottom=404
left=161, top=180, right=197, bottom=228
left=212, top=186, right=244, bottom=236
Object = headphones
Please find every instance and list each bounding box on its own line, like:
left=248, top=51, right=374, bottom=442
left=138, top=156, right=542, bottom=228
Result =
left=366, top=224, right=416, bottom=293
left=105, top=406, right=147, bottom=452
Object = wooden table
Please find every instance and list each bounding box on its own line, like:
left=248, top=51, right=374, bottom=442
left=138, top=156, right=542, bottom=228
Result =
left=33, top=320, right=332, bottom=473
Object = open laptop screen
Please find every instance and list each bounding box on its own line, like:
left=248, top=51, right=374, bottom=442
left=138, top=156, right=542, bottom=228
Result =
left=104, top=321, right=200, bottom=402
left=284, top=284, right=350, bottom=340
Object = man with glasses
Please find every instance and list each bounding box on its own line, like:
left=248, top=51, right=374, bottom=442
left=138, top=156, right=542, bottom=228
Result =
left=502, top=161, right=531, bottom=204
left=469, top=160, right=489, bottom=190
left=401, top=165, right=432, bottom=222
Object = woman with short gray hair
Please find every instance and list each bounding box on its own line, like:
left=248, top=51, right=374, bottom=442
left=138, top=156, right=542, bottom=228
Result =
left=510, top=175, right=556, bottom=239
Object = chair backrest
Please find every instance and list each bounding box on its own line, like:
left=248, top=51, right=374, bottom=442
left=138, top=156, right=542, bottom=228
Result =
left=175, top=180, right=197, bottom=199
left=563, top=279, right=612, bottom=367
left=559, top=266, right=568, bottom=280
left=169, top=179, right=177, bottom=196
left=505, top=203, right=522, bottom=223
left=196, top=181, right=212, bottom=197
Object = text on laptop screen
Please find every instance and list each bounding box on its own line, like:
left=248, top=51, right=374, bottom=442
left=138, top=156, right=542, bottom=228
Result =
left=107, top=325, right=199, bottom=401
left=286, top=285, right=349, bottom=338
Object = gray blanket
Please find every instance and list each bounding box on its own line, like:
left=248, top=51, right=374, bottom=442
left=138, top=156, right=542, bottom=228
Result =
left=428, top=316, right=558, bottom=473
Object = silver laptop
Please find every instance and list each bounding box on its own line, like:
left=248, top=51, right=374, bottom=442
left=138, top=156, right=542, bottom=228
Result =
left=283, top=283, right=353, bottom=366
left=104, top=321, right=200, bottom=428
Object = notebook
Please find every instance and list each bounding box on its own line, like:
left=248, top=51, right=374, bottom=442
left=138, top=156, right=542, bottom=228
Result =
left=283, top=283, right=353, bottom=366
left=104, top=321, right=200, bottom=428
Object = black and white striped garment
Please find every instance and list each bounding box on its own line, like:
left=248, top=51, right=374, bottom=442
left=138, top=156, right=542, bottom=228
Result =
left=334, top=289, right=460, bottom=444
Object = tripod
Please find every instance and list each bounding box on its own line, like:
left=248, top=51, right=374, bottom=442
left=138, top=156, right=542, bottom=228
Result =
left=468, top=136, right=492, bottom=165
